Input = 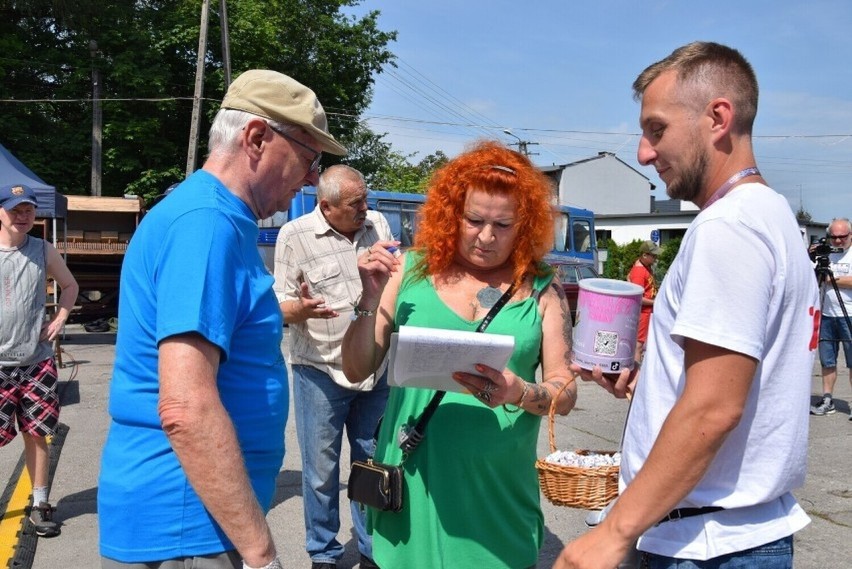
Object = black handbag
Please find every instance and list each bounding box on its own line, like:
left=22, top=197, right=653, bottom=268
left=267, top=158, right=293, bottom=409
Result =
left=347, top=283, right=517, bottom=512
left=348, top=459, right=404, bottom=512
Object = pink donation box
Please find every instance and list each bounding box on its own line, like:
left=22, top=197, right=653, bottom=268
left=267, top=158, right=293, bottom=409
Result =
left=572, top=278, right=643, bottom=372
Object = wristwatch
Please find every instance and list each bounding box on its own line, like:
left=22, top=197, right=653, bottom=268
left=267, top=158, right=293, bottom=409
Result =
left=242, top=557, right=282, bottom=569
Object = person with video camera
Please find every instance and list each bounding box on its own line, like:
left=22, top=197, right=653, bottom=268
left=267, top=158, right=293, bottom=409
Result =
left=810, top=218, right=852, bottom=418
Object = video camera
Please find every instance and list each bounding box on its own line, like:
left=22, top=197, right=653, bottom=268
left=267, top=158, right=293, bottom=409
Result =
left=812, top=237, right=843, bottom=274
left=813, top=237, right=842, bottom=257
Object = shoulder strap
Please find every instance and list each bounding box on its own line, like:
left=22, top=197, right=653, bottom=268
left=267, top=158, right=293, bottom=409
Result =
left=475, top=281, right=516, bottom=333
left=531, top=267, right=554, bottom=302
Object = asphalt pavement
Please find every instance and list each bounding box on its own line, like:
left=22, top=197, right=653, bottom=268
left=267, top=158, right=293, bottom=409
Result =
left=0, top=324, right=849, bottom=568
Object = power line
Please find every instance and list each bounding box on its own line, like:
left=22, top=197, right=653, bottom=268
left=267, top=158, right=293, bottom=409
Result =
left=379, top=71, right=495, bottom=140
left=4, top=95, right=852, bottom=143
left=394, top=58, right=505, bottom=136
left=5, top=97, right=852, bottom=160
left=0, top=97, right=201, bottom=103
left=374, top=56, right=544, bottom=149
left=503, top=129, right=538, bottom=157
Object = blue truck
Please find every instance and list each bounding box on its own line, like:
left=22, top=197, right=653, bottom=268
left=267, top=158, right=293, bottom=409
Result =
left=258, top=186, right=597, bottom=271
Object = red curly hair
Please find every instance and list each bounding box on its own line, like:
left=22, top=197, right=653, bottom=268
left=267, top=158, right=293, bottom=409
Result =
left=412, top=140, right=556, bottom=285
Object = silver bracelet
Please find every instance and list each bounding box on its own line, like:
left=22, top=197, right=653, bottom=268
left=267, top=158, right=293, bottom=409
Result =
left=242, top=557, right=282, bottom=569
left=350, top=304, right=376, bottom=321
left=502, top=381, right=530, bottom=413
left=350, top=293, right=378, bottom=321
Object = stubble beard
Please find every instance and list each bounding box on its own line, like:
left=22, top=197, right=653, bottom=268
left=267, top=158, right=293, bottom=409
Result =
left=665, top=144, right=707, bottom=204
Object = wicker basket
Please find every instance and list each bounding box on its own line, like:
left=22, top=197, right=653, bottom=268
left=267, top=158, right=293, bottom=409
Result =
left=535, top=382, right=619, bottom=510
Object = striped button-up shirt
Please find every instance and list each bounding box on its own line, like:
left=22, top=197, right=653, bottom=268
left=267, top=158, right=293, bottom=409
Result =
left=274, top=207, right=393, bottom=390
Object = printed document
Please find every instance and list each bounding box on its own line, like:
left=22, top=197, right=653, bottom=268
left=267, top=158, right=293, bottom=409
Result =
left=388, top=325, right=515, bottom=392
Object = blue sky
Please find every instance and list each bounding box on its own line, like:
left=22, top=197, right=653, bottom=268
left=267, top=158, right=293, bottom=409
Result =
left=344, top=0, right=852, bottom=225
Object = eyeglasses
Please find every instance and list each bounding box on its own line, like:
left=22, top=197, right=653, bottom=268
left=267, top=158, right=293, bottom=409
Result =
left=828, top=234, right=850, bottom=240
left=267, top=123, right=322, bottom=174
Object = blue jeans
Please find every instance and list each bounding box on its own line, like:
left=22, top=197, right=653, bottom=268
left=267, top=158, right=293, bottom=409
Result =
left=640, top=535, right=793, bottom=568
left=818, top=316, right=852, bottom=368
left=292, top=364, right=389, bottom=563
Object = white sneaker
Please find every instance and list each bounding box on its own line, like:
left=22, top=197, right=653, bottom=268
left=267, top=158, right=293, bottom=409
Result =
left=810, top=397, right=836, bottom=416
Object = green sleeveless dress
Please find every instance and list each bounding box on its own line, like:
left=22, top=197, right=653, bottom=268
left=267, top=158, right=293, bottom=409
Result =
left=370, top=252, right=553, bottom=569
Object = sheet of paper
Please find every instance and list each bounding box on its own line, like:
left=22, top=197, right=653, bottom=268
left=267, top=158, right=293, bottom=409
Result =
left=388, top=325, right=515, bottom=392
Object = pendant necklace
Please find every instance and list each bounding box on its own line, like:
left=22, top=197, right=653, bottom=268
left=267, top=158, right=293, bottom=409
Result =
left=702, top=166, right=760, bottom=210
left=476, top=285, right=504, bottom=309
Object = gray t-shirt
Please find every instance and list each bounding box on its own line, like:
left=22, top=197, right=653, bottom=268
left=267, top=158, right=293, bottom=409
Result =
left=0, top=236, right=52, bottom=365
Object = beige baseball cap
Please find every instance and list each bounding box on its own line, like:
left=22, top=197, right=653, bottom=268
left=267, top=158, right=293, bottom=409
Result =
left=221, top=69, right=347, bottom=156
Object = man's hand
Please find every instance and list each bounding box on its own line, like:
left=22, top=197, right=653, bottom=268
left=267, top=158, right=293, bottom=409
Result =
left=570, top=362, right=637, bottom=399
left=553, top=524, right=633, bottom=569
left=294, top=281, right=338, bottom=320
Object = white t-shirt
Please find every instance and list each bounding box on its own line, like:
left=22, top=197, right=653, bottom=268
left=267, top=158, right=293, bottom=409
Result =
left=623, top=183, right=818, bottom=560
left=820, top=247, right=852, bottom=317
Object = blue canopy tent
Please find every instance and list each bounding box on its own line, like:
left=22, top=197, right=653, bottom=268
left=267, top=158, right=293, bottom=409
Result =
left=0, top=143, right=67, bottom=220
left=0, top=143, right=67, bottom=253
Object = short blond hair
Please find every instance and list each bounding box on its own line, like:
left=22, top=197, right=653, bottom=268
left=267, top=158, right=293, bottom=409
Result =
left=633, top=41, right=758, bottom=135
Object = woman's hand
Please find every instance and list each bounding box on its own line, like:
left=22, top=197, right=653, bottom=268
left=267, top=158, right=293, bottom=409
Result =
left=452, top=363, right=526, bottom=407
left=357, top=241, right=401, bottom=310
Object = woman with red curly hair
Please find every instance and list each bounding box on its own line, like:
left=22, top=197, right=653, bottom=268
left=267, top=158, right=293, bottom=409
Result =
left=342, top=141, right=577, bottom=568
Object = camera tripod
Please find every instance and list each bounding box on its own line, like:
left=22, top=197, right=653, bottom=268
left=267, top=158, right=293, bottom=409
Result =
left=814, top=257, right=852, bottom=364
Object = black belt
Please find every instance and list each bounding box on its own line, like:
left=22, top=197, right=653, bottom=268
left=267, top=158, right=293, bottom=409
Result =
left=657, top=506, right=724, bottom=525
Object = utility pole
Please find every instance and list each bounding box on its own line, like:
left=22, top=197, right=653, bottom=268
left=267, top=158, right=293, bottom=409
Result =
left=186, top=0, right=210, bottom=176
left=502, top=129, right=538, bottom=158
left=89, top=40, right=102, bottom=196
left=220, top=0, right=232, bottom=88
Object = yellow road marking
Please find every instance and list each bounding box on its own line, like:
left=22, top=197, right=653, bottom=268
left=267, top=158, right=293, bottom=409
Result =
left=0, top=461, right=32, bottom=567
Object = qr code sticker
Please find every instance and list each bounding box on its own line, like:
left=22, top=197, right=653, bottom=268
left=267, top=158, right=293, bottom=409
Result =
left=593, top=330, right=618, bottom=356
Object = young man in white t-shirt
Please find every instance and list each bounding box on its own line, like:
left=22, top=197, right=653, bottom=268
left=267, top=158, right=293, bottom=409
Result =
left=556, top=42, right=819, bottom=569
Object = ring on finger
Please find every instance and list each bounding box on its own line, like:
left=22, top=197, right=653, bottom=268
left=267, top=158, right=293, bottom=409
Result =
left=482, top=380, right=498, bottom=393
left=477, top=391, right=492, bottom=403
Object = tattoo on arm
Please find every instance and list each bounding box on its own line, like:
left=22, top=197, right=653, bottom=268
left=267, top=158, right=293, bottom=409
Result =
left=527, top=383, right=551, bottom=414
left=562, top=319, right=573, bottom=364
left=550, top=283, right=573, bottom=364
left=531, top=379, right=569, bottom=414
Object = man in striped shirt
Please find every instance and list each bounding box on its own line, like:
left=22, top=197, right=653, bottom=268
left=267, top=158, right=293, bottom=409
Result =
left=274, top=165, right=394, bottom=569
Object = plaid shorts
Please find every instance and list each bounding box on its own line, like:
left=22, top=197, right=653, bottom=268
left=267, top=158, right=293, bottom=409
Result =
left=0, top=357, right=60, bottom=446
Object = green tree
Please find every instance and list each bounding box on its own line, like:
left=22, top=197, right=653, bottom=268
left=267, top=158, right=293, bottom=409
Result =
left=371, top=150, right=449, bottom=193
left=338, top=124, right=398, bottom=186
left=654, top=237, right=681, bottom=281
left=601, top=239, right=636, bottom=280
left=0, top=0, right=397, bottom=204
left=795, top=206, right=812, bottom=224
left=602, top=238, right=680, bottom=283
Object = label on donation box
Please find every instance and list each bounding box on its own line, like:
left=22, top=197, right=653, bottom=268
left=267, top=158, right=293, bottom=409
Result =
left=572, top=278, right=643, bottom=372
